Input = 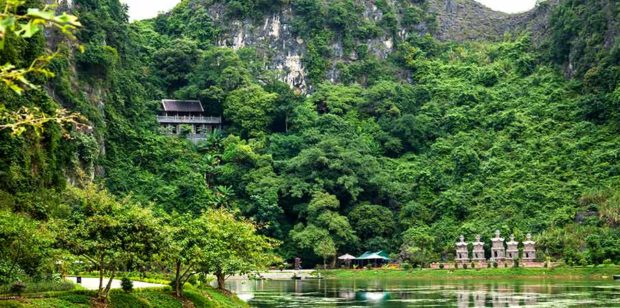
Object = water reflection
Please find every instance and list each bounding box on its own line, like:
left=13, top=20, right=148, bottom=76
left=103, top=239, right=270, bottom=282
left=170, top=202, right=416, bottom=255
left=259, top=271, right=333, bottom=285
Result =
left=226, top=278, right=620, bottom=307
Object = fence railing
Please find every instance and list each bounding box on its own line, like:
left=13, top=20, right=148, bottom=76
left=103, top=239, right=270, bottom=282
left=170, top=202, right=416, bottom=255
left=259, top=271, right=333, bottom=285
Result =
left=156, top=115, right=222, bottom=124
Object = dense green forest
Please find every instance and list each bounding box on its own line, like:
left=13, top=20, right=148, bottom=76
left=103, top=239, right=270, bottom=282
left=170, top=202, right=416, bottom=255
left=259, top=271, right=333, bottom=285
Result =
left=1, top=0, right=620, bottom=291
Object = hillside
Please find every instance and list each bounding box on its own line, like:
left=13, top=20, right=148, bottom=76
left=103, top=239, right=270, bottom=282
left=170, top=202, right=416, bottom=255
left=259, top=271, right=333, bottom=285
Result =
left=151, top=0, right=556, bottom=92
left=0, top=0, right=619, bottom=287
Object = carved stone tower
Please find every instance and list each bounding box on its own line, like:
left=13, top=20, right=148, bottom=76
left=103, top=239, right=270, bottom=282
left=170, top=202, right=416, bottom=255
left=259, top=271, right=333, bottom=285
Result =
left=455, top=235, right=469, bottom=263
left=522, top=233, right=536, bottom=261
left=506, top=234, right=519, bottom=260
left=472, top=235, right=485, bottom=261
left=490, top=230, right=505, bottom=261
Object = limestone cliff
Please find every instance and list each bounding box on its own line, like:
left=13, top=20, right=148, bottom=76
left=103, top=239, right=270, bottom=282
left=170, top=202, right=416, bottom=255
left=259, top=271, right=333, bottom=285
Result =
left=161, top=0, right=556, bottom=91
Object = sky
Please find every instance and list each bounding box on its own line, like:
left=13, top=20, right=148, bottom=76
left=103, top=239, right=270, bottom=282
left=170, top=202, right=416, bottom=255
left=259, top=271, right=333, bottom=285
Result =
left=121, top=0, right=181, bottom=21
left=121, top=0, right=538, bottom=21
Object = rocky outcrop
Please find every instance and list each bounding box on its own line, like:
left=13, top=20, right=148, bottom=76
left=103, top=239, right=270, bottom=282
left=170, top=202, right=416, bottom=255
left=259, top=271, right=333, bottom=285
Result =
left=189, top=0, right=555, bottom=90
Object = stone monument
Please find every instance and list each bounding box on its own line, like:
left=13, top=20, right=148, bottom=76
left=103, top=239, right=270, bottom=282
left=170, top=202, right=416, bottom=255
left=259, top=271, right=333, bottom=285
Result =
left=522, top=233, right=536, bottom=261
left=506, top=234, right=519, bottom=260
left=455, top=235, right=469, bottom=263
left=472, top=235, right=485, bottom=261
left=490, top=230, right=505, bottom=261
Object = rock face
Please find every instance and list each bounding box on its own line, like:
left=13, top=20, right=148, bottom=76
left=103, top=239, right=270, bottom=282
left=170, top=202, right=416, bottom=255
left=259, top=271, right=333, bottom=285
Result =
left=210, top=4, right=309, bottom=91
left=187, top=0, right=554, bottom=91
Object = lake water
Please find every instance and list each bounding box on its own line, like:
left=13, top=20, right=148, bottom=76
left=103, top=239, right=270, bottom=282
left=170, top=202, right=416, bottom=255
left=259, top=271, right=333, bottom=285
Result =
left=226, top=278, right=620, bottom=307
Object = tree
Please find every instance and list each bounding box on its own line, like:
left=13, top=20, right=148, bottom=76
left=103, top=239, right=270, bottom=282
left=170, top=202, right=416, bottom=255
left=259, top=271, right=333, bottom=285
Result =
left=0, top=209, right=54, bottom=284
left=224, top=85, right=278, bottom=138
left=349, top=203, right=396, bottom=241
left=290, top=192, right=358, bottom=265
left=61, top=185, right=166, bottom=302
left=166, top=212, right=211, bottom=297
left=0, top=0, right=82, bottom=135
left=399, top=225, right=437, bottom=267
left=200, top=208, right=279, bottom=290
left=152, top=38, right=199, bottom=93
left=315, top=238, right=336, bottom=269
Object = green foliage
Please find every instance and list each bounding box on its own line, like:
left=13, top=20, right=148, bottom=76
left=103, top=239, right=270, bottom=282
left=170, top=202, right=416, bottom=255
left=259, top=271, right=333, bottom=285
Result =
left=60, top=185, right=167, bottom=300
left=0, top=208, right=55, bottom=284
left=199, top=208, right=280, bottom=289
left=121, top=277, right=133, bottom=293
left=224, top=85, right=278, bottom=138
left=3, top=0, right=620, bottom=285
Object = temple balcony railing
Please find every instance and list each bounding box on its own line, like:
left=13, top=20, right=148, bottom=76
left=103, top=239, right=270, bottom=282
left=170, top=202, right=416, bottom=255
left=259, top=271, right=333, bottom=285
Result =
left=157, top=115, right=222, bottom=124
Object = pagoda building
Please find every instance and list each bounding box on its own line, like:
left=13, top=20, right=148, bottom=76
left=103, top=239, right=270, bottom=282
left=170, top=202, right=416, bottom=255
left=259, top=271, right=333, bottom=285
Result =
left=455, top=235, right=469, bottom=263
left=156, top=99, right=222, bottom=143
left=490, top=230, right=506, bottom=261
left=472, top=235, right=485, bottom=261
left=506, top=234, right=519, bottom=260
left=522, top=233, right=536, bottom=261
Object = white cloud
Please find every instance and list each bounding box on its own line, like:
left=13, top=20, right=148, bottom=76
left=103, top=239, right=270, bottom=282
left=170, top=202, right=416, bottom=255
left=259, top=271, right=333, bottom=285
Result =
left=121, top=0, right=181, bottom=21
left=120, top=0, right=538, bottom=21
left=475, top=0, right=538, bottom=13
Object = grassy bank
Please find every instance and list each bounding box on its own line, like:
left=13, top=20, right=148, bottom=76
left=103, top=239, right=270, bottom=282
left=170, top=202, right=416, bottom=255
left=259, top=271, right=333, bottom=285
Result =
left=320, top=265, right=620, bottom=281
left=0, top=286, right=247, bottom=308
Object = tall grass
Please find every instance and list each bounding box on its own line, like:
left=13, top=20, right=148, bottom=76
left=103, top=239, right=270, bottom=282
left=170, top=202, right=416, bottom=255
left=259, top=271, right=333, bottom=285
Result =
left=0, top=280, right=75, bottom=295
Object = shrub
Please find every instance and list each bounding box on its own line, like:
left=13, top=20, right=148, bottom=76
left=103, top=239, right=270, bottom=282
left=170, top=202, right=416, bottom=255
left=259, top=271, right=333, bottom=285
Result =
left=439, top=263, right=445, bottom=269
left=10, top=281, right=26, bottom=296
left=578, top=258, right=588, bottom=266
left=513, top=259, right=519, bottom=268
left=504, top=262, right=508, bottom=268
left=470, top=262, right=475, bottom=269
left=187, top=275, right=197, bottom=286
left=462, top=263, right=468, bottom=269
left=602, top=259, right=614, bottom=265
left=401, top=262, right=412, bottom=270
left=493, top=262, right=498, bottom=268
left=121, top=277, right=133, bottom=293
left=454, top=263, right=458, bottom=269
left=487, top=262, right=491, bottom=268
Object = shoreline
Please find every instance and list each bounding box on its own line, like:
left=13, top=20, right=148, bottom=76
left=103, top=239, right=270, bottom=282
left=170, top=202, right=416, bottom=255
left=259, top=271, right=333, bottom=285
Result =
left=317, top=266, right=620, bottom=281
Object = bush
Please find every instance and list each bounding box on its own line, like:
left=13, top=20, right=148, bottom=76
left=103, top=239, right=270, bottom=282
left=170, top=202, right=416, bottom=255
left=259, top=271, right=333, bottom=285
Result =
left=513, top=259, right=519, bottom=268
left=493, top=262, right=498, bottom=268
left=10, top=281, right=26, bottom=296
left=602, top=259, right=614, bottom=265
left=487, top=262, right=491, bottom=268
left=578, top=258, right=588, bottom=266
left=470, top=262, right=475, bottom=269
left=401, top=262, right=412, bottom=270
left=121, top=277, right=133, bottom=293
left=187, top=275, right=197, bottom=286
left=462, top=263, right=468, bottom=269
left=439, top=263, right=444, bottom=269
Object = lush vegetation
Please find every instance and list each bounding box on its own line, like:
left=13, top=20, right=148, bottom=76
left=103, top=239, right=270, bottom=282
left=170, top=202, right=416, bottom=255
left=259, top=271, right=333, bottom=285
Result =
left=1, top=0, right=619, bottom=305
left=0, top=287, right=246, bottom=307
left=320, top=265, right=620, bottom=280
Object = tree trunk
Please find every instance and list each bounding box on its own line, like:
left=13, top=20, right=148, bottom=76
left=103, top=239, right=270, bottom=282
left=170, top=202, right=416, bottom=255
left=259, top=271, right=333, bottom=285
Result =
left=97, top=255, right=104, bottom=300
left=103, top=270, right=115, bottom=299
left=174, top=260, right=182, bottom=297
left=216, top=270, right=226, bottom=290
